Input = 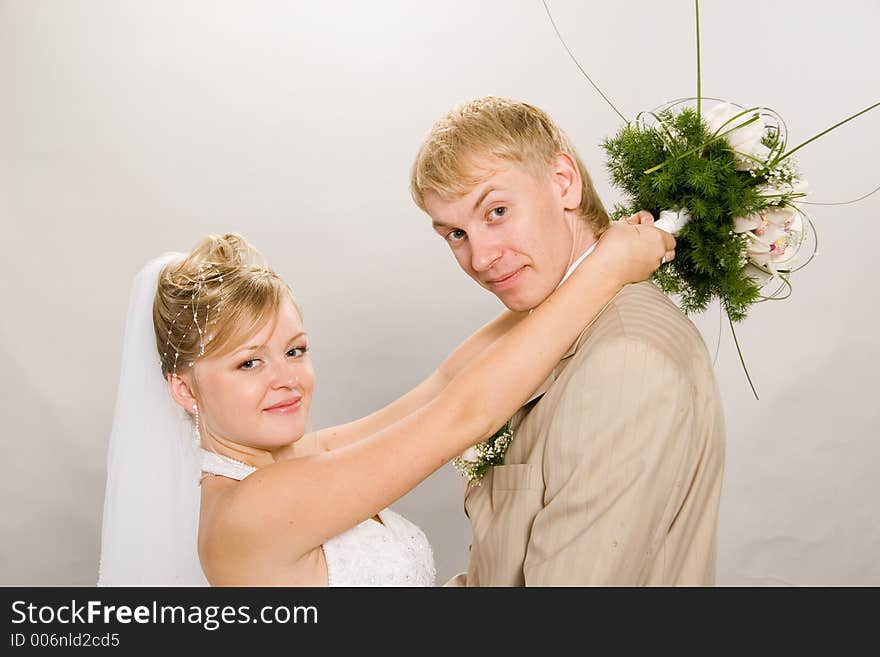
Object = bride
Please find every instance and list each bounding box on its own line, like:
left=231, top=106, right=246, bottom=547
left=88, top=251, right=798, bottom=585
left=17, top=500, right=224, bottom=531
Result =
left=98, top=218, right=673, bottom=586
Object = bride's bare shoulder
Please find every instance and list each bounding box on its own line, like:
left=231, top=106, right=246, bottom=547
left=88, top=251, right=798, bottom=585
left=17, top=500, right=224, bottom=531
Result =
left=196, top=472, right=321, bottom=584
left=197, top=476, right=242, bottom=559
left=197, top=484, right=326, bottom=586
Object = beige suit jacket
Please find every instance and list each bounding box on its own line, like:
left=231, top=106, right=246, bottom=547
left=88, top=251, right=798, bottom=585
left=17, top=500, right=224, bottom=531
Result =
left=447, top=281, right=726, bottom=586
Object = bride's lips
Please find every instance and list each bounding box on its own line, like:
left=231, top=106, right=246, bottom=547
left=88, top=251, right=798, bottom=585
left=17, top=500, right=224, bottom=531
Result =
left=487, top=266, right=526, bottom=290
left=263, top=396, right=303, bottom=415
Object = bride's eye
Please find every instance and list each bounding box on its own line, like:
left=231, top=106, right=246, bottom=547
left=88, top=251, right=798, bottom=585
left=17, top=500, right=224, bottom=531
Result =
left=239, top=359, right=260, bottom=370
left=489, top=206, right=507, bottom=219
left=287, top=346, right=309, bottom=358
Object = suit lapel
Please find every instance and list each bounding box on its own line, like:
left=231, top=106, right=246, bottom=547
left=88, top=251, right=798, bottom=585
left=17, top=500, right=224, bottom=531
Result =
left=460, top=288, right=626, bottom=575
left=463, top=327, right=589, bottom=504
left=521, top=325, right=588, bottom=402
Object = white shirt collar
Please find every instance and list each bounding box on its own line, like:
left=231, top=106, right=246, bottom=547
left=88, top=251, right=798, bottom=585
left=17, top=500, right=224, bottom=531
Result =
left=556, top=241, right=598, bottom=289
left=527, top=242, right=599, bottom=316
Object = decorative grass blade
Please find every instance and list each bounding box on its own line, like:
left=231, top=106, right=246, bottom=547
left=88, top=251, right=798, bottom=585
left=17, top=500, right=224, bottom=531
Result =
left=695, top=0, right=702, bottom=121
left=799, top=181, right=880, bottom=206
left=728, top=312, right=759, bottom=400
left=541, top=0, right=628, bottom=123
left=777, top=101, right=880, bottom=163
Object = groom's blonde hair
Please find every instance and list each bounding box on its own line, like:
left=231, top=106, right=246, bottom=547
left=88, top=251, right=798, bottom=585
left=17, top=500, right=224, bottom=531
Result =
left=410, top=96, right=610, bottom=236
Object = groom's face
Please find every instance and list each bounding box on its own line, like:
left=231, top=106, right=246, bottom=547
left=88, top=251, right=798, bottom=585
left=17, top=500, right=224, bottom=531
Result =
left=423, top=156, right=575, bottom=311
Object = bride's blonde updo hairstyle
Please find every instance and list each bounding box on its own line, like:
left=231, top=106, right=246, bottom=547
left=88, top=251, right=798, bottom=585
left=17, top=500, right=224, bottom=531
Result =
left=153, top=233, right=300, bottom=379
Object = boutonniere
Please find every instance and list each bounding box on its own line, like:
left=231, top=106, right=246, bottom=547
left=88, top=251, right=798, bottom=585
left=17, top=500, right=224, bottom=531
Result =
left=453, top=421, right=514, bottom=486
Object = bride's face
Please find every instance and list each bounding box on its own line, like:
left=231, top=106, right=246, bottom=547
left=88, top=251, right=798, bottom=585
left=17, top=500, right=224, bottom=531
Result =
left=191, top=297, right=314, bottom=451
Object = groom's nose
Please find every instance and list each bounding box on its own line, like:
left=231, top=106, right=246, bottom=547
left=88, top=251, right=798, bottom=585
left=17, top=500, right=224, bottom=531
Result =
left=469, top=233, right=503, bottom=273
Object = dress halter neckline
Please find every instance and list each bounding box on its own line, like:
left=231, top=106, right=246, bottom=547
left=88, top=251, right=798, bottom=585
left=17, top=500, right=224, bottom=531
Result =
left=199, top=448, right=257, bottom=481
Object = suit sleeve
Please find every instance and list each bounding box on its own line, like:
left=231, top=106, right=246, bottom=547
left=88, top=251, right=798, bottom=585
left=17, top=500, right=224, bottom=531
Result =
left=522, top=334, right=698, bottom=585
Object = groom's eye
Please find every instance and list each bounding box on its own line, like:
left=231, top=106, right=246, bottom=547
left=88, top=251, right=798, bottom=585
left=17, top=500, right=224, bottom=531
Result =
left=489, top=206, right=507, bottom=219
left=446, top=229, right=467, bottom=242
left=239, top=359, right=259, bottom=370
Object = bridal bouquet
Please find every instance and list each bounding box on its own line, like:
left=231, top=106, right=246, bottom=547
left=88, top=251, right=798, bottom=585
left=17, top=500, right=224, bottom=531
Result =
left=596, top=0, right=880, bottom=398
left=594, top=1, right=877, bottom=397
left=591, top=0, right=878, bottom=328
left=603, top=99, right=815, bottom=323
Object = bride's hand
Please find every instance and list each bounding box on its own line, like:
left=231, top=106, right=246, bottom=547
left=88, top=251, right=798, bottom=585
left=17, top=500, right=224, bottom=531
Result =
left=589, top=211, right=676, bottom=287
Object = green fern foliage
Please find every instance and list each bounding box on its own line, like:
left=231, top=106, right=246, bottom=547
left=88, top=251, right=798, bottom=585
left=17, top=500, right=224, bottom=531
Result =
left=603, top=108, right=767, bottom=321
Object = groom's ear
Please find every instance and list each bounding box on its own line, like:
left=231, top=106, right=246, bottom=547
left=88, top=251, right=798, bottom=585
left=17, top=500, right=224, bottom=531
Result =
left=167, top=373, right=198, bottom=416
left=549, top=152, right=583, bottom=212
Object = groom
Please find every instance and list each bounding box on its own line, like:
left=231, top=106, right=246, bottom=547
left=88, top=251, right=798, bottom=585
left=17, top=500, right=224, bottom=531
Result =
left=410, top=96, right=726, bottom=585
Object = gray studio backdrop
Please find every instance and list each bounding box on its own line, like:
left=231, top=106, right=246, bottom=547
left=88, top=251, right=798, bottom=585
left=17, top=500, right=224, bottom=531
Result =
left=2, top=0, right=878, bottom=585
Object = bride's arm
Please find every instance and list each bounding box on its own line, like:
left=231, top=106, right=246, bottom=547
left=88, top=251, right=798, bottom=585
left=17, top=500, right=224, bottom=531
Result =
left=292, top=211, right=662, bottom=458
left=216, top=221, right=674, bottom=563
left=301, top=309, right=526, bottom=455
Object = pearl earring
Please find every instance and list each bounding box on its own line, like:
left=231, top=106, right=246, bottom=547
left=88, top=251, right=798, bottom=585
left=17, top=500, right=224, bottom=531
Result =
left=192, top=403, right=201, bottom=446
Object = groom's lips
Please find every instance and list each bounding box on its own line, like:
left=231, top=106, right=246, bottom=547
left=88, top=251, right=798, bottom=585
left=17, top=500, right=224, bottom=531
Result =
left=487, top=266, right=526, bottom=290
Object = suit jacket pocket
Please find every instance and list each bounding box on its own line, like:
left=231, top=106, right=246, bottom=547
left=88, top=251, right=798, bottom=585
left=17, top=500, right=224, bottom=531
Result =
left=491, top=463, right=537, bottom=491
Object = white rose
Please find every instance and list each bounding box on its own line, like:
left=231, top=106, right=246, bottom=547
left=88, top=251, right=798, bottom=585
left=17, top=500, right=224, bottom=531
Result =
left=705, top=102, right=769, bottom=171
left=460, top=446, right=478, bottom=462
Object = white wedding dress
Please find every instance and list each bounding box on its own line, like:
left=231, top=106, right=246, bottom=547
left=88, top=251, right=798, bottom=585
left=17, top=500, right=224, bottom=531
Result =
left=200, top=450, right=436, bottom=587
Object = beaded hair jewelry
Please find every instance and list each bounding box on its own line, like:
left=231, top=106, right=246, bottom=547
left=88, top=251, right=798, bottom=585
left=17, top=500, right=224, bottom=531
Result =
left=162, top=264, right=225, bottom=378
left=161, top=255, right=280, bottom=378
